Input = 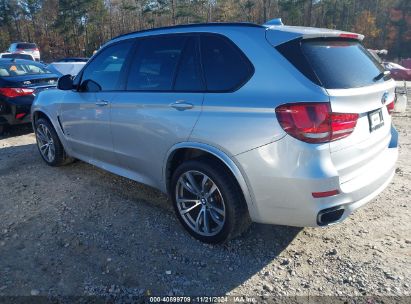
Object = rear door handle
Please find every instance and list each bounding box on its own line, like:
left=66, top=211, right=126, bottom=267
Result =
left=95, top=100, right=109, bottom=106
left=169, top=101, right=193, bottom=111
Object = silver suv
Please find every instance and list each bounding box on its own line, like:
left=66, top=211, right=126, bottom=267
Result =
left=32, top=21, right=399, bottom=243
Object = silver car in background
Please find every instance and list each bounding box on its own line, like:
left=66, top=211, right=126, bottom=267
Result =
left=31, top=21, right=398, bottom=243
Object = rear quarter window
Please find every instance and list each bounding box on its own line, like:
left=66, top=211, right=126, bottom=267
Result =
left=200, top=34, right=254, bottom=92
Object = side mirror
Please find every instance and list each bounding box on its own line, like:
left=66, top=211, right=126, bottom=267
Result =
left=57, top=74, right=74, bottom=90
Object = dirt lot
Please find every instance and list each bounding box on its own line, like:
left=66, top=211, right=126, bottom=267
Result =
left=0, top=95, right=410, bottom=300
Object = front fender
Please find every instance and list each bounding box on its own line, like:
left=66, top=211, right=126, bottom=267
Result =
left=31, top=89, right=72, bottom=154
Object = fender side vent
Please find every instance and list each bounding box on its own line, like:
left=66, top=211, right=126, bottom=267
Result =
left=57, top=115, right=65, bottom=134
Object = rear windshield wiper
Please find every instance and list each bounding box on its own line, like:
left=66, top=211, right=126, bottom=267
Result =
left=373, top=70, right=390, bottom=82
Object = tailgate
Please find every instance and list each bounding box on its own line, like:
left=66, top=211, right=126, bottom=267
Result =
left=328, top=82, right=395, bottom=184
left=275, top=36, right=397, bottom=185
left=299, top=39, right=397, bottom=184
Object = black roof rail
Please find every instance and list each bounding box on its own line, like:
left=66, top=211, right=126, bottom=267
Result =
left=110, top=22, right=264, bottom=41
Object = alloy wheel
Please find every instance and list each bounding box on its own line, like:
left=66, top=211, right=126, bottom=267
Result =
left=175, top=170, right=226, bottom=237
left=36, top=123, right=55, bottom=163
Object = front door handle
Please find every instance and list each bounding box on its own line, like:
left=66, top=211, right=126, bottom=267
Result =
left=95, top=100, right=109, bottom=106
left=169, top=101, right=193, bottom=111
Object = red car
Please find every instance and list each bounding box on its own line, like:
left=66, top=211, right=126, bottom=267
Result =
left=400, top=58, right=411, bottom=69
left=383, top=62, right=411, bottom=81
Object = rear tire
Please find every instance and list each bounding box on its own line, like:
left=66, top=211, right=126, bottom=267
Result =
left=0, top=125, right=4, bottom=136
left=171, top=158, right=250, bottom=243
left=34, top=118, right=73, bottom=166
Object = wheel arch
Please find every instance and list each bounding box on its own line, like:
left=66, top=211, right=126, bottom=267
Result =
left=32, top=110, right=52, bottom=125
left=164, top=142, right=256, bottom=218
left=32, top=109, right=70, bottom=153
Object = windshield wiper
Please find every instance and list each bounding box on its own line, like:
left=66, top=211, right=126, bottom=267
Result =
left=373, top=70, right=390, bottom=82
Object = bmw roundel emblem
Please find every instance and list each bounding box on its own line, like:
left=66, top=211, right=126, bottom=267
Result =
left=381, top=92, right=389, bottom=105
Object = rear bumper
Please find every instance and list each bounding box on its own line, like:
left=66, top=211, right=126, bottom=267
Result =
left=235, top=126, right=399, bottom=227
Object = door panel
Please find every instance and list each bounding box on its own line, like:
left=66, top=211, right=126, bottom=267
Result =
left=111, top=92, right=203, bottom=187
left=60, top=91, right=114, bottom=164
left=110, top=35, right=204, bottom=188
left=59, top=39, right=134, bottom=165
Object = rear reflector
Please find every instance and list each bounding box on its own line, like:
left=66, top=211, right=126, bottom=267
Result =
left=0, top=88, right=35, bottom=98
left=275, top=102, right=359, bottom=144
left=15, top=113, right=26, bottom=119
left=386, top=100, right=395, bottom=115
left=312, top=190, right=340, bottom=198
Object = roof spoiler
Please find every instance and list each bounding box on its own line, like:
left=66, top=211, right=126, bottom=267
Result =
left=264, top=21, right=364, bottom=45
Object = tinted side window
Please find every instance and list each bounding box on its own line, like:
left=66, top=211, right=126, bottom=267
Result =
left=200, top=35, right=253, bottom=92
left=174, top=37, right=204, bottom=92
left=81, top=41, right=133, bottom=92
left=127, top=36, right=186, bottom=91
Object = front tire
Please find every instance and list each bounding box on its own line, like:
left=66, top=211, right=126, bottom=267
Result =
left=171, top=158, right=250, bottom=243
left=34, top=118, right=73, bottom=166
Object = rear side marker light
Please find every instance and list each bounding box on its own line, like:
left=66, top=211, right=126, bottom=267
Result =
left=312, top=190, right=340, bottom=198
left=386, top=100, right=395, bottom=115
left=276, top=102, right=359, bottom=144
left=0, top=88, right=34, bottom=98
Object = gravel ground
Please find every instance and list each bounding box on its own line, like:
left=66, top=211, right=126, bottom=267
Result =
left=0, top=96, right=410, bottom=300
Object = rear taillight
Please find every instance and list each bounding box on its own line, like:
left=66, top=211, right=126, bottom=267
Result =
left=275, top=102, right=359, bottom=144
left=0, top=88, right=35, bottom=98
left=386, top=100, right=395, bottom=115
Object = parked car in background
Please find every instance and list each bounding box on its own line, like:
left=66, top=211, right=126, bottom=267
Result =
left=56, top=57, right=89, bottom=63
left=383, top=62, right=411, bottom=81
left=400, top=58, right=411, bottom=69
left=47, top=61, right=86, bottom=77
left=368, top=49, right=387, bottom=64
left=32, top=22, right=398, bottom=243
left=0, top=59, right=59, bottom=134
left=7, top=42, right=40, bottom=61
left=368, top=50, right=411, bottom=81
left=0, top=52, right=35, bottom=61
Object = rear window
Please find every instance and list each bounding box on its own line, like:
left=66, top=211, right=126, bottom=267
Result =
left=0, top=62, right=50, bottom=77
left=1, top=54, right=33, bottom=60
left=277, top=39, right=388, bottom=89
left=16, top=43, right=37, bottom=49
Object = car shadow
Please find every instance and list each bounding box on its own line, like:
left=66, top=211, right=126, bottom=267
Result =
left=0, top=143, right=301, bottom=297
left=0, top=123, right=33, bottom=139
